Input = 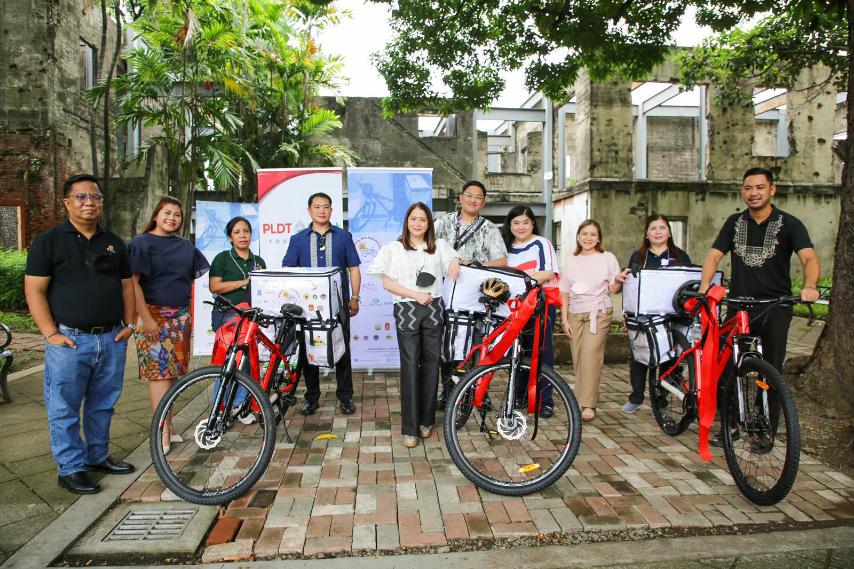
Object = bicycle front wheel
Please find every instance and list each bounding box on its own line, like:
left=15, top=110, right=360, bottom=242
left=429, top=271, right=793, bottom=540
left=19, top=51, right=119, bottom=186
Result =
left=150, top=366, right=276, bottom=505
left=443, top=360, right=581, bottom=495
left=721, top=357, right=800, bottom=506
left=650, top=332, right=696, bottom=436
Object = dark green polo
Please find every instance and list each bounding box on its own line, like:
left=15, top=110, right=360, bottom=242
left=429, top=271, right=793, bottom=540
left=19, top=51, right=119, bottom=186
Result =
left=209, top=248, right=266, bottom=305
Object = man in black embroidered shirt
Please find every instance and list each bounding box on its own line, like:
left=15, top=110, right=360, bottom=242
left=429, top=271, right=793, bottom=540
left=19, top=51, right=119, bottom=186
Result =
left=699, top=167, right=820, bottom=445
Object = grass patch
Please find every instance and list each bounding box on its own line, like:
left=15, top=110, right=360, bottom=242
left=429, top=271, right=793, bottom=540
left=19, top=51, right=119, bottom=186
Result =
left=792, top=276, right=831, bottom=319
left=0, top=310, right=37, bottom=332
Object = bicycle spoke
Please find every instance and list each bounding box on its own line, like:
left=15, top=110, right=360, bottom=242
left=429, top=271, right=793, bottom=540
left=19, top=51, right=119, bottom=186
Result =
left=445, top=362, right=581, bottom=495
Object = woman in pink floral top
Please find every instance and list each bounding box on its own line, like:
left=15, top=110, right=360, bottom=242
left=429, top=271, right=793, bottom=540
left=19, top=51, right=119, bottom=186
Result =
left=559, top=220, right=621, bottom=422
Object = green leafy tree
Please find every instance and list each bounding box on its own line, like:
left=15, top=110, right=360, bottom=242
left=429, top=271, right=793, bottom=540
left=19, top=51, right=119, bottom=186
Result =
left=95, top=0, right=355, bottom=210
left=371, top=0, right=853, bottom=415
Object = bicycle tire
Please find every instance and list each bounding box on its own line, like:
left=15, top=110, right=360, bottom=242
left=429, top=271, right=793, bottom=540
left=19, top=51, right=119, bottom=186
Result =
left=150, top=366, right=276, bottom=505
left=0, top=323, right=11, bottom=351
left=649, top=331, right=696, bottom=436
left=444, top=359, right=581, bottom=495
left=721, top=357, right=800, bottom=506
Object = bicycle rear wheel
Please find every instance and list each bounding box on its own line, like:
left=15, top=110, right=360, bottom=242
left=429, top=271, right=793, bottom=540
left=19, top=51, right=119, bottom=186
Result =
left=721, top=357, right=800, bottom=506
left=150, top=366, right=276, bottom=505
left=649, top=332, right=696, bottom=436
left=444, top=359, right=581, bottom=495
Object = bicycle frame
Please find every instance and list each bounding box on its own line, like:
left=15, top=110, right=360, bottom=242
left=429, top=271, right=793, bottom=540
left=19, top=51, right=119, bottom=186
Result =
left=660, top=284, right=771, bottom=460
left=458, top=284, right=562, bottom=417
left=212, top=307, right=301, bottom=417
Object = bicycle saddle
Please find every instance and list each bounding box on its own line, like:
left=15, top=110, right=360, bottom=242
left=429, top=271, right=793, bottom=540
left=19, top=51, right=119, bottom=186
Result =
left=280, top=303, right=305, bottom=318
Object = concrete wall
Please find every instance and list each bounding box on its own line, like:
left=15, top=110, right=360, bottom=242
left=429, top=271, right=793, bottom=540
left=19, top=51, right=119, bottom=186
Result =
left=646, top=116, right=699, bottom=181
left=0, top=0, right=127, bottom=244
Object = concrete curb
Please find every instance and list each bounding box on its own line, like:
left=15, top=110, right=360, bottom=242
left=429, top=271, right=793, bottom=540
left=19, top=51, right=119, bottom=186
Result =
left=32, top=525, right=854, bottom=569
left=7, top=364, right=45, bottom=383
left=0, top=429, right=154, bottom=569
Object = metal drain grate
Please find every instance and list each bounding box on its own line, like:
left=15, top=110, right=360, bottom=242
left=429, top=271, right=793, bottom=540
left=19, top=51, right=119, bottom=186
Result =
left=104, top=508, right=198, bottom=541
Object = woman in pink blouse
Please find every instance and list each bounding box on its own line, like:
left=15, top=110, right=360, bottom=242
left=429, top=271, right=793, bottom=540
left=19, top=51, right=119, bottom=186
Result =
left=559, top=220, right=621, bottom=422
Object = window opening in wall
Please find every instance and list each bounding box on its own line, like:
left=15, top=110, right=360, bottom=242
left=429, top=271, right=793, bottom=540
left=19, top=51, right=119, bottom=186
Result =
left=0, top=206, right=24, bottom=250
left=80, top=38, right=96, bottom=91
left=667, top=217, right=687, bottom=252
left=418, top=114, right=455, bottom=138
left=752, top=88, right=789, bottom=157
left=551, top=221, right=561, bottom=254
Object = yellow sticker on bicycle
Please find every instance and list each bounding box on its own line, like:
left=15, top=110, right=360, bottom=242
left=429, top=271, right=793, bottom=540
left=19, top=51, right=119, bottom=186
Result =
left=755, top=380, right=769, bottom=390
left=315, top=433, right=337, bottom=441
left=518, top=463, right=541, bottom=473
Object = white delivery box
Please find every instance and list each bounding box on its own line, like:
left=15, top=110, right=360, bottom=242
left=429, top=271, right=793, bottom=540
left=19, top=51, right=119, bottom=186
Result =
left=250, top=267, right=344, bottom=320
left=443, top=265, right=529, bottom=317
left=304, top=319, right=346, bottom=367
left=622, top=266, right=722, bottom=316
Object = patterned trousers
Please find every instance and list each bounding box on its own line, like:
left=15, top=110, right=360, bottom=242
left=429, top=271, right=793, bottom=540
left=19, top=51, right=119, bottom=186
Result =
left=394, top=298, right=444, bottom=437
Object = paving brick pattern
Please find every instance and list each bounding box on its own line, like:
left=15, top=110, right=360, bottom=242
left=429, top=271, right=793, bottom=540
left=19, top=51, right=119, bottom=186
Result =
left=120, top=362, right=854, bottom=560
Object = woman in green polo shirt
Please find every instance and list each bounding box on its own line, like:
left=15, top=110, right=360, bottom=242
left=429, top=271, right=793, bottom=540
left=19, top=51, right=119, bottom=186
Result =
left=209, top=216, right=267, bottom=330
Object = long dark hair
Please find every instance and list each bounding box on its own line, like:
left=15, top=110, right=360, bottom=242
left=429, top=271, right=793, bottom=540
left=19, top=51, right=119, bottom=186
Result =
left=502, top=205, right=539, bottom=250
left=573, top=219, right=605, bottom=256
left=143, top=196, right=184, bottom=233
left=636, top=213, right=685, bottom=266
left=399, top=202, right=436, bottom=253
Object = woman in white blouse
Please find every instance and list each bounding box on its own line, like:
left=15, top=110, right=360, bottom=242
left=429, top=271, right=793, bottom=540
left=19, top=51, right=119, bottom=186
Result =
left=369, top=203, right=460, bottom=448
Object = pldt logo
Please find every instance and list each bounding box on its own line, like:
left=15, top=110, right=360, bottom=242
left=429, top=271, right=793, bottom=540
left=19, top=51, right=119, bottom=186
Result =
left=355, top=237, right=380, bottom=260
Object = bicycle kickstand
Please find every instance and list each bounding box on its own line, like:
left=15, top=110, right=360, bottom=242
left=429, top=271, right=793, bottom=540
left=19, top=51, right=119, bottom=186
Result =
left=276, top=398, right=295, bottom=444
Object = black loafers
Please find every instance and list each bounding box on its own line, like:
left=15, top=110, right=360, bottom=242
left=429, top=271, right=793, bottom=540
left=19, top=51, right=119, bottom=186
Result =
left=86, top=455, right=135, bottom=475
left=300, top=401, right=320, bottom=416
left=540, top=405, right=554, bottom=419
left=339, top=398, right=356, bottom=415
left=58, top=471, right=101, bottom=494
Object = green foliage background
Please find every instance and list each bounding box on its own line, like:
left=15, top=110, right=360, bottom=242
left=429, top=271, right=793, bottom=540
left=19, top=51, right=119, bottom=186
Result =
left=0, top=250, right=27, bottom=311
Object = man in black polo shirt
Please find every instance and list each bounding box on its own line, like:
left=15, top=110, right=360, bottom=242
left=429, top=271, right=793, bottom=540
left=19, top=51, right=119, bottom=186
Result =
left=699, top=167, right=820, bottom=445
left=24, top=174, right=137, bottom=494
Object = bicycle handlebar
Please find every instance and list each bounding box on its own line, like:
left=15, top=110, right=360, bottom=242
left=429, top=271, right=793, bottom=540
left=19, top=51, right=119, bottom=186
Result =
left=204, top=294, right=283, bottom=327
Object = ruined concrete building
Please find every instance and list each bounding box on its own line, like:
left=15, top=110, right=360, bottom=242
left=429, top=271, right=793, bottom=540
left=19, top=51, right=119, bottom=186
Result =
left=1, top=3, right=843, bottom=281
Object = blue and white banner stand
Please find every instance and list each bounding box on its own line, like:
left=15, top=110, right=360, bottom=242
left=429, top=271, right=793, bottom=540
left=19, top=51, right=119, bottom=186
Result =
left=347, top=167, right=433, bottom=369
left=192, top=200, right=260, bottom=356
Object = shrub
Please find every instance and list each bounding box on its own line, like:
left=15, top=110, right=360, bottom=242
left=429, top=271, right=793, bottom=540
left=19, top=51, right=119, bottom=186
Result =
left=791, top=276, right=831, bottom=319
left=0, top=249, right=27, bottom=310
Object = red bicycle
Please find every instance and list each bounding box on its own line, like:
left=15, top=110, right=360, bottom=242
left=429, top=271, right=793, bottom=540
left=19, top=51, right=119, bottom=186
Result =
left=443, top=273, right=582, bottom=495
left=150, top=294, right=306, bottom=505
left=652, top=283, right=809, bottom=505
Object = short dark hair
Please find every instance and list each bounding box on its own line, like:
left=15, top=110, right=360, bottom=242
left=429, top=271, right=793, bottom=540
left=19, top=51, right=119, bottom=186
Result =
left=461, top=180, right=487, bottom=198
left=308, top=192, right=332, bottom=207
left=742, top=167, right=774, bottom=185
left=225, top=216, right=252, bottom=237
left=62, top=174, right=101, bottom=197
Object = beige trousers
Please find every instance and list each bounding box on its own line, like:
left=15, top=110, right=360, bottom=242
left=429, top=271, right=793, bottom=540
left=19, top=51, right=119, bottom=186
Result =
left=567, top=309, right=613, bottom=409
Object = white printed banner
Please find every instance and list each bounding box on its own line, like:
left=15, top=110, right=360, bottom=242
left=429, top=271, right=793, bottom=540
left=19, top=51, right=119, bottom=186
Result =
left=347, top=167, right=433, bottom=368
left=191, top=200, right=260, bottom=356
left=256, top=168, right=343, bottom=265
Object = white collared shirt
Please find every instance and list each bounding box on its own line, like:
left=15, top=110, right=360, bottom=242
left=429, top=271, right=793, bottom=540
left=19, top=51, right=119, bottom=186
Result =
left=368, top=238, right=458, bottom=303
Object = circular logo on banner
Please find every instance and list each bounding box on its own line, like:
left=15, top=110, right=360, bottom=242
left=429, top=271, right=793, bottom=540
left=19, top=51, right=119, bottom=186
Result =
left=355, top=236, right=381, bottom=261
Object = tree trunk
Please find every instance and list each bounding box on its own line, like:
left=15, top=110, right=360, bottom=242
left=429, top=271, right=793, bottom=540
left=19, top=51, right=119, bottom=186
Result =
left=800, top=0, right=854, bottom=417
left=88, top=0, right=109, bottom=177
left=101, top=1, right=122, bottom=224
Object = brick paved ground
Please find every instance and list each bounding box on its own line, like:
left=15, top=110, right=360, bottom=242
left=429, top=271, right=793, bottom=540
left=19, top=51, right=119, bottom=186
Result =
left=121, top=357, right=854, bottom=562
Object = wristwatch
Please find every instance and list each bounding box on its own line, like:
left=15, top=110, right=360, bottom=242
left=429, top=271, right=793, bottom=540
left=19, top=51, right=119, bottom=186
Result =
left=350, top=296, right=360, bottom=301
left=126, top=323, right=137, bottom=331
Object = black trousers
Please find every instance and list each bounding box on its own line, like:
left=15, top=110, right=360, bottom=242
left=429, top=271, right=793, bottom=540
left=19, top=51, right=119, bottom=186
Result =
left=744, top=307, right=793, bottom=374
left=395, top=299, right=444, bottom=437
left=628, top=359, right=655, bottom=404
left=302, top=312, right=353, bottom=403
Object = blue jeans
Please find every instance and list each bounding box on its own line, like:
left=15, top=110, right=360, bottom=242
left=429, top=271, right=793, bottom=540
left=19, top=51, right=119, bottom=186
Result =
left=44, top=326, right=127, bottom=476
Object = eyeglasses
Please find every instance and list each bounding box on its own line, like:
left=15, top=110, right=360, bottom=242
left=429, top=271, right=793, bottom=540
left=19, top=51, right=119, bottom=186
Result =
left=69, top=193, right=104, bottom=204
left=461, top=192, right=485, bottom=202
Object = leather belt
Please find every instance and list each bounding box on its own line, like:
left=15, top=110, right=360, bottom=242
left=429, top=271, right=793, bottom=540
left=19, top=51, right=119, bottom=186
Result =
left=58, top=324, right=119, bottom=335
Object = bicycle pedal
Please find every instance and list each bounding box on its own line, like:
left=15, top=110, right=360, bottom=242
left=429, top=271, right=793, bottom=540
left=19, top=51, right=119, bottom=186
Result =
left=281, top=394, right=297, bottom=406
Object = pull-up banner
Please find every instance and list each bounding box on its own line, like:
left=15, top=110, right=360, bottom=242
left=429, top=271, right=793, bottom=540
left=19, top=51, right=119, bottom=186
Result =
left=347, top=167, right=433, bottom=368
left=192, top=200, right=260, bottom=356
left=256, top=168, right=344, bottom=265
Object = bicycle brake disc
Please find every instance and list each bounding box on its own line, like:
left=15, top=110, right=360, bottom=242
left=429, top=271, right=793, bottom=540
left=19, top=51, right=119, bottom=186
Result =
left=194, top=419, right=222, bottom=450
left=496, top=410, right=527, bottom=440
